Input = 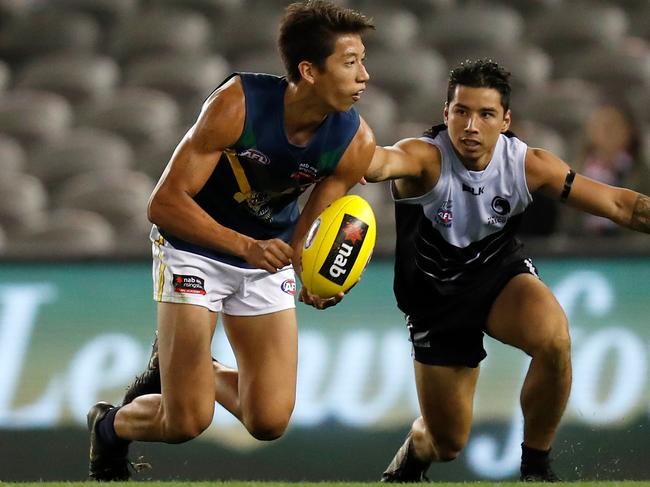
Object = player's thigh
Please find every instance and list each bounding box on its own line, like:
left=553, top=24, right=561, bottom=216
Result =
left=486, top=273, right=569, bottom=355
left=222, top=309, right=298, bottom=412
left=415, top=361, right=479, bottom=449
left=157, top=302, right=218, bottom=422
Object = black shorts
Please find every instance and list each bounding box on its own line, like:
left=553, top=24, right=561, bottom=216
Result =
left=405, top=257, right=539, bottom=368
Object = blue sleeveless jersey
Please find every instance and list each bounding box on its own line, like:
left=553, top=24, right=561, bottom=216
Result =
left=159, top=73, right=361, bottom=267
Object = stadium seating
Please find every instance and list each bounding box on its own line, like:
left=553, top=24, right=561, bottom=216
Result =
left=79, top=87, right=181, bottom=149
left=0, top=0, right=649, bottom=259
left=0, top=9, right=100, bottom=62
left=359, top=7, right=420, bottom=50
left=148, top=0, right=244, bottom=19
left=363, top=46, right=447, bottom=99
left=47, top=169, right=155, bottom=256
left=0, top=134, right=26, bottom=175
left=111, top=7, right=212, bottom=61
left=124, top=54, right=229, bottom=123
left=528, top=2, right=628, bottom=59
left=15, top=54, right=120, bottom=106
left=517, top=78, right=602, bottom=153
left=355, top=87, right=399, bottom=145
left=0, top=173, right=48, bottom=235
left=0, top=89, right=73, bottom=147
left=563, top=42, right=650, bottom=95
left=28, top=128, right=134, bottom=194
left=3, top=208, right=117, bottom=258
left=0, top=60, right=9, bottom=91
left=55, top=0, right=138, bottom=29
left=420, top=4, right=524, bottom=59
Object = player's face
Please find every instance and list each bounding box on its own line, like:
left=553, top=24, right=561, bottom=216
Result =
left=444, top=85, right=511, bottom=169
left=312, top=34, right=369, bottom=111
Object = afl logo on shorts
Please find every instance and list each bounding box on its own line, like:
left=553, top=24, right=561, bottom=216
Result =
left=281, top=278, right=296, bottom=295
left=491, top=196, right=511, bottom=215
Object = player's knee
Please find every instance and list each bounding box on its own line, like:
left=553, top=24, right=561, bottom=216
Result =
left=163, top=411, right=213, bottom=443
left=536, top=330, right=571, bottom=363
left=245, top=410, right=292, bottom=441
left=435, top=437, right=465, bottom=462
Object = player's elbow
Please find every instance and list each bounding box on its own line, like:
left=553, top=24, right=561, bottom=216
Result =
left=147, top=186, right=176, bottom=226
left=364, top=165, right=388, bottom=183
left=147, top=192, right=164, bottom=225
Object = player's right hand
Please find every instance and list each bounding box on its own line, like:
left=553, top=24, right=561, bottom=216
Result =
left=246, top=238, right=293, bottom=273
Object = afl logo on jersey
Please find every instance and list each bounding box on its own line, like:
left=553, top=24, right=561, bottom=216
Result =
left=239, top=148, right=270, bottom=165
left=435, top=200, right=453, bottom=227
left=491, top=196, right=511, bottom=216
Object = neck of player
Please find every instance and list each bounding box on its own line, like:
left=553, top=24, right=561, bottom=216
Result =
left=284, top=82, right=330, bottom=146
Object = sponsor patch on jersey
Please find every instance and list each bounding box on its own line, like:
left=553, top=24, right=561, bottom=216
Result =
left=487, top=196, right=511, bottom=225
left=434, top=200, right=453, bottom=227
left=281, top=278, right=297, bottom=295
left=462, top=183, right=484, bottom=195
left=291, top=162, right=324, bottom=186
left=238, top=148, right=270, bottom=165
left=318, top=214, right=368, bottom=285
left=173, top=274, right=206, bottom=295
left=491, top=196, right=511, bottom=215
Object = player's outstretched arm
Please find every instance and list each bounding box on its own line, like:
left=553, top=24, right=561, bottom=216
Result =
left=365, top=138, right=437, bottom=183
left=526, top=147, right=650, bottom=234
left=147, top=76, right=293, bottom=273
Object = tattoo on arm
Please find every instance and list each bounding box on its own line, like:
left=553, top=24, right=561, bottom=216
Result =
left=630, top=194, right=650, bottom=233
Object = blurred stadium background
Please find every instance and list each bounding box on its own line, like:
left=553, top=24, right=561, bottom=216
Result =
left=0, top=0, right=649, bottom=482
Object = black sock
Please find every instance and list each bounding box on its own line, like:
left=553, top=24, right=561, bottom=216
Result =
left=521, top=443, right=551, bottom=468
left=97, top=407, right=130, bottom=449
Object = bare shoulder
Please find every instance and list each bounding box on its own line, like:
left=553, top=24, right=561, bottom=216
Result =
left=190, top=75, right=245, bottom=152
left=395, top=137, right=441, bottom=166
left=524, top=146, right=570, bottom=194
left=334, top=116, right=377, bottom=183
left=349, top=116, right=377, bottom=158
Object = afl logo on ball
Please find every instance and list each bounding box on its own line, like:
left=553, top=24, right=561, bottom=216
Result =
left=304, top=218, right=321, bottom=250
left=281, top=279, right=296, bottom=295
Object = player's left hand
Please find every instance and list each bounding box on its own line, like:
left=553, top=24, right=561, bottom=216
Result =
left=299, top=286, right=344, bottom=310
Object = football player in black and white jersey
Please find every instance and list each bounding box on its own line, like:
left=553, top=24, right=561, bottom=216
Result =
left=365, top=59, right=650, bottom=482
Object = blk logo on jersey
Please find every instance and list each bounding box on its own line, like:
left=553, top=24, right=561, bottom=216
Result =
left=434, top=200, right=453, bottom=227
left=281, top=278, right=296, bottom=295
left=318, top=214, right=368, bottom=285
left=173, top=274, right=206, bottom=295
left=462, top=183, right=484, bottom=195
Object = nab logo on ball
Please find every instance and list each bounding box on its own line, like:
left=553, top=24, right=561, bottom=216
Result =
left=301, top=194, right=376, bottom=298
left=318, top=215, right=368, bottom=285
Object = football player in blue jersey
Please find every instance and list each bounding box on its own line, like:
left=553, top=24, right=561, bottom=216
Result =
left=365, top=59, right=650, bottom=483
left=86, top=1, right=376, bottom=480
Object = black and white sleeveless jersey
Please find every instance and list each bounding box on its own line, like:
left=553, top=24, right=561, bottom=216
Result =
left=393, top=126, right=532, bottom=310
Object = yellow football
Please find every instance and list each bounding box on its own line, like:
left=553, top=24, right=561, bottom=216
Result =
left=301, top=195, right=376, bottom=298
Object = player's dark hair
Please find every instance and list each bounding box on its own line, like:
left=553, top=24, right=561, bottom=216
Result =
left=447, top=59, right=512, bottom=111
left=278, top=1, right=374, bottom=83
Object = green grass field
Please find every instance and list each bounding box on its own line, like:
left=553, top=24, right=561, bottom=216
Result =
left=3, top=483, right=650, bottom=487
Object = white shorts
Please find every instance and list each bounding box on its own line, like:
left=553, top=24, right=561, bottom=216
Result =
left=151, top=227, right=297, bottom=315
